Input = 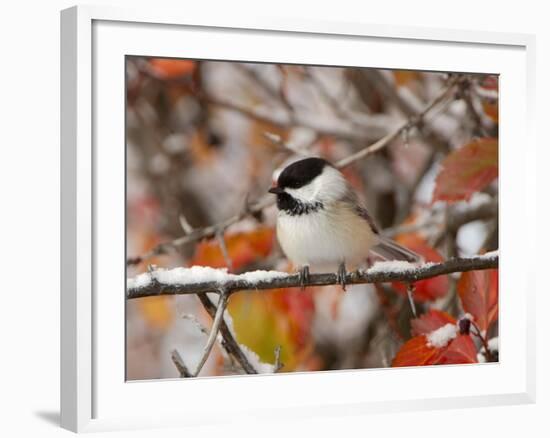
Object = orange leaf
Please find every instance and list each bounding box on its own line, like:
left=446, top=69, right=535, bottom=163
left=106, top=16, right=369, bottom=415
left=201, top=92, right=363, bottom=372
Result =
left=393, top=235, right=449, bottom=302
left=391, top=335, right=439, bottom=367
left=192, top=227, right=275, bottom=270
left=411, top=309, right=457, bottom=336
left=148, top=58, right=196, bottom=79
left=392, top=70, right=420, bottom=87
left=482, top=101, right=498, bottom=123
left=457, top=269, right=498, bottom=333
left=432, top=138, right=498, bottom=203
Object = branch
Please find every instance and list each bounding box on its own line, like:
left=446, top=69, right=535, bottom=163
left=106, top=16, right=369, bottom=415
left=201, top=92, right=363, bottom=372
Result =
left=202, top=93, right=392, bottom=142
left=358, top=70, right=452, bottom=153
left=196, top=293, right=258, bottom=374
left=193, top=292, right=228, bottom=376
left=335, top=75, right=459, bottom=168
left=171, top=349, right=193, bottom=378
left=383, top=196, right=498, bottom=238
left=127, top=252, right=498, bottom=299
left=127, top=76, right=460, bottom=266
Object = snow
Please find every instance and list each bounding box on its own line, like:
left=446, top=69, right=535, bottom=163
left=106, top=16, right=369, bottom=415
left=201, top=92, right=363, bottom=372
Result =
left=239, top=343, right=276, bottom=374
left=127, top=266, right=289, bottom=290
left=222, top=310, right=276, bottom=373
left=127, top=272, right=154, bottom=290
left=426, top=323, right=458, bottom=348
left=366, top=260, right=424, bottom=274
left=457, top=220, right=487, bottom=256
left=156, top=266, right=233, bottom=285
left=239, top=270, right=288, bottom=283
left=488, top=336, right=499, bottom=351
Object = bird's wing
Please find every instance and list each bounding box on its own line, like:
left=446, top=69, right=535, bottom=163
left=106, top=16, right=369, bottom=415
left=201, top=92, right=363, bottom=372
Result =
left=340, top=187, right=380, bottom=234
left=355, top=205, right=380, bottom=235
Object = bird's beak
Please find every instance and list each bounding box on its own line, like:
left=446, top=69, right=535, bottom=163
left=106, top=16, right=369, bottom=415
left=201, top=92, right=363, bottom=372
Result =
left=268, top=186, right=284, bottom=195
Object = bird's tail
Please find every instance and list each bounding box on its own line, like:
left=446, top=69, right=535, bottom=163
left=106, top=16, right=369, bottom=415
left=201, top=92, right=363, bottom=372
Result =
left=370, top=237, right=422, bottom=263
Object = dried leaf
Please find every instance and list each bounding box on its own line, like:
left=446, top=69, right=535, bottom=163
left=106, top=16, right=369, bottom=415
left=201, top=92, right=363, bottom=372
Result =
left=391, top=335, right=439, bottom=367
left=392, top=333, right=478, bottom=367
left=433, top=138, right=498, bottom=203
left=433, top=335, right=478, bottom=364
left=457, top=269, right=498, bottom=333
left=411, top=309, right=457, bottom=336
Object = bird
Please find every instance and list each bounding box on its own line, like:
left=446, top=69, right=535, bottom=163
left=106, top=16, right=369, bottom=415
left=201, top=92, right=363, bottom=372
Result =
left=268, top=157, right=420, bottom=289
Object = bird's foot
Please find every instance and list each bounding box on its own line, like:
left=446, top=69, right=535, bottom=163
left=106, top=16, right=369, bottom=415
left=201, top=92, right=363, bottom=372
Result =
left=336, top=261, right=348, bottom=291
left=299, top=265, right=310, bottom=290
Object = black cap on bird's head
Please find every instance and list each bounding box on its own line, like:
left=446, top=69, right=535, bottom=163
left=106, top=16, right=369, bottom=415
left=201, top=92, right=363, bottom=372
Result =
left=268, top=157, right=329, bottom=194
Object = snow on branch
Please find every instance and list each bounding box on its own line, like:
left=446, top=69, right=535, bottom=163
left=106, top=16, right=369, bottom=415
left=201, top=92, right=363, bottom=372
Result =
left=127, top=251, right=498, bottom=300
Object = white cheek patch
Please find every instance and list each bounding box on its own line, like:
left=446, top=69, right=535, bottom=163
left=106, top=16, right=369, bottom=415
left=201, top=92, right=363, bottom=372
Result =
left=285, top=184, right=319, bottom=203
left=282, top=165, right=348, bottom=203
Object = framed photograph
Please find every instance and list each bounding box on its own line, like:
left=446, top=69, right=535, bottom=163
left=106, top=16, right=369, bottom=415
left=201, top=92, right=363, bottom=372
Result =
left=61, top=5, right=536, bottom=432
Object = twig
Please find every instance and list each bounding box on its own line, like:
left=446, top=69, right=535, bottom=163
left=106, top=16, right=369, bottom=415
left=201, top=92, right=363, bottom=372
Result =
left=384, top=196, right=498, bottom=239
left=274, top=345, right=283, bottom=372
left=234, top=64, right=291, bottom=111
left=203, top=93, right=390, bottom=142
left=406, top=284, right=417, bottom=318
left=216, top=231, right=233, bottom=271
left=335, top=76, right=459, bottom=168
left=457, top=77, right=490, bottom=137
left=263, top=131, right=316, bottom=156
left=193, top=292, right=229, bottom=376
left=470, top=320, right=495, bottom=362
left=181, top=313, right=209, bottom=335
left=196, top=293, right=258, bottom=374
left=127, top=77, right=460, bottom=266
left=304, top=67, right=365, bottom=132
left=431, top=197, right=498, bottom=248
left=171, top=349, right=193, bottom=378
left=178, top=213, right=194, bottom=235
left=360, top=70, right=453, bottom=153
left=127, top=252, right=498, bottom=299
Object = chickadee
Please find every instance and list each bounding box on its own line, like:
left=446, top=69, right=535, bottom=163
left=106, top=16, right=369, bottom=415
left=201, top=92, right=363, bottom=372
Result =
left=268, top=157, right=420, bottom=289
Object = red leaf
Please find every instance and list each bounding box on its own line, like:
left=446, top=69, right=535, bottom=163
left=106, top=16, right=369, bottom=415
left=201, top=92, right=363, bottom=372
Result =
left=392, top=235, right=449, bottom=301
left=411, top=309, right=457, bottom=336
left=434, top=335, right=478, bottom=364
left=271, top=287, right=316, bottom=347
left=480, top=75, right=499, bottom=91
left=392, top=333, right=478, bottom=367
left=432, top=138, right=498, bottom=203
left=391, top=336, right=439, bottom=367
left=457, top=269, right=498, bottom=333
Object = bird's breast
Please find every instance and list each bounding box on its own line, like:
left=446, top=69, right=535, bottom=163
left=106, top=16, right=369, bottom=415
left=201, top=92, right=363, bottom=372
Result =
left=276, top=203, right=377, bottom=269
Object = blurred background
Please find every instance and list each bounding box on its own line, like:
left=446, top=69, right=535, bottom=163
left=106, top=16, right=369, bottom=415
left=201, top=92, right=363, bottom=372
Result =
left=125, top=57, right=499, bottom=380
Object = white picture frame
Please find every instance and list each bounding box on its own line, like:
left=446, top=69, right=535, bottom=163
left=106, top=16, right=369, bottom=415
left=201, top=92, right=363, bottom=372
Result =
left=60, top=5, right=536, bottom=433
